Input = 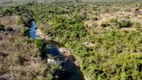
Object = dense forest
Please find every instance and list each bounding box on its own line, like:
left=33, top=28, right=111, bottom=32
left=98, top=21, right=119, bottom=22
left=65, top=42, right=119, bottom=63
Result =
left=0, top=0, right=142, bottom=80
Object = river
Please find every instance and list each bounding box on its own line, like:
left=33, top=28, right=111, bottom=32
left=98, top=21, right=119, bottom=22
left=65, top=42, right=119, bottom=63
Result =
left=29, top=21, right=84, bottom=80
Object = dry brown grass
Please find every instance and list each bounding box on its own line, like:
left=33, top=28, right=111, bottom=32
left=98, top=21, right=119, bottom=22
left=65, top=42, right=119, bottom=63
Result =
left=0, top=14, right=49, bottom=80
left=84, top=6, right=142, bottom=32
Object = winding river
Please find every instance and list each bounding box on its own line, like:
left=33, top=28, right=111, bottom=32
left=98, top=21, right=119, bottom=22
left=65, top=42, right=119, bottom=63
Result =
left=29, top=21, right=84, bottom=80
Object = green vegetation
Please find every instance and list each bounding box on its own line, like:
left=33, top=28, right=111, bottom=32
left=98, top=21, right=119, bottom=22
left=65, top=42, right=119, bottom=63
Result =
left=109, top=18, right=118, bottom=23
left=34, top=38, right=46, bottom=58
left=101, top=22, right=110, bottom=27
left=0, top=25, right=4, bottom=31
left=73, top=30, right=142, bottom=79
left=0, top=25, right=13, bottom=31
left=0, top=0, right=142, bottom=80
left=118, top=20, right=132, bottom=28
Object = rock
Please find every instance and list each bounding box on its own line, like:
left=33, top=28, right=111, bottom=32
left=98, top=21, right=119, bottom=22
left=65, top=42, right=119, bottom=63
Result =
left=47, top=58, right=56, bottom=64
left=83, top=42, right=94, bottom=47
left=59, top=48, right=67, bottom=54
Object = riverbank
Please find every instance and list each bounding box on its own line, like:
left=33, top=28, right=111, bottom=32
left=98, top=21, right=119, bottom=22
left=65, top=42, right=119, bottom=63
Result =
left=30, top=21, right=85, bottom=80
left=36, top=28, right=81, bottom=66
left=36, top=29, right=52, bottom=41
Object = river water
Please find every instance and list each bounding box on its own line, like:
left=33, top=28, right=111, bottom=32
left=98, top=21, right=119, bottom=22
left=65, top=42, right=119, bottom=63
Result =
left=29, top=21, right=39, bottom=38
left=29, top=21, right=84, bottom=80
left=29, top=21, right=60, bottom=56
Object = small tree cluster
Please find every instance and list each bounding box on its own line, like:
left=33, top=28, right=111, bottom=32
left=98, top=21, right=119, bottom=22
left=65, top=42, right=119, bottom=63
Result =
left=118, top=20, right=132, bottom=28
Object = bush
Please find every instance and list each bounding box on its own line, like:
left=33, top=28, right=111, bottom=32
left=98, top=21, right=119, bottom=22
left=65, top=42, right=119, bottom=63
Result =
left=92, top=17, right=98, bottom=21
left=0, top=25, right=5, bottom=31
left=124, top=9, right=131, bottom=12
left=109, top=18, right=118, bottom=23
left=124, top=16, right=130, bottom=19
left=20, top=26, right=29, bottom=36
left=34, top=38, right=44, bottom=48
left=16, top=16, right=24, bottom=25
left=1, top=8, right=12, bottom=16
left=133, top=22, right=142, bottom=31
left=92, top=7, right=97, bottom=11
left=118, top=20, right=132, bottom=28
left=0, top=25, right=13, bottom=31
left=100, top=22, right=110, bottom=27
left=4, top=26, right=13, bottom=31
left=34, top=39, right=45, bottom=57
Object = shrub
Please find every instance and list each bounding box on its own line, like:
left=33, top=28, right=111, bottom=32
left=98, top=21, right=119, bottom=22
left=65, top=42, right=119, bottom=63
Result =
left=1, top=8, right=12, bottom=16
left=133, top=22, right=141, bottom=28
left=133, top=22, right=142, bottom=31
left=118, top=20, right=132, bottom=28
left=34, top=38, right=45, bottom=58
left=92, top=7, right=97, bottom=11
left=124, top=9, right=131, bottom=12
left=0, top=25, right=13, bottom=31
left=0, top=25, right=5, bottom=31
left=100, top=22, right=110, bottom=27
left=92, top=17, right=98, bottom=21
left=124, top=16, right=130, bottom=19
left=16, top=16, right=24, bottom=25
left=20, top=26, right=29, bottom=36
left=109, top=18, right=118, bottom=23
left=34, top=38, right=44, bottom=49
left=4, top=26, right=13, bottom=31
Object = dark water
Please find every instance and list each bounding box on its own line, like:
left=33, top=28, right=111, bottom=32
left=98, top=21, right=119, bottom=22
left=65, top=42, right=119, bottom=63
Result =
left=29, top=21, right=60, bottom=56
left=29, top=21, right=84, bottom=80
left=47, top=43, right=60, bottom=56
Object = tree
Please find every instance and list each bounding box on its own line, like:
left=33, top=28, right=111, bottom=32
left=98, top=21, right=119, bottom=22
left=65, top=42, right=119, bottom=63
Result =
left=118, top=20, right=132, bottom=28
left=0, top=25, right=4, bottom=31
left=4, top=26, right=13, bottom=31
